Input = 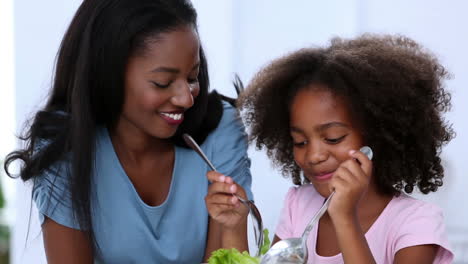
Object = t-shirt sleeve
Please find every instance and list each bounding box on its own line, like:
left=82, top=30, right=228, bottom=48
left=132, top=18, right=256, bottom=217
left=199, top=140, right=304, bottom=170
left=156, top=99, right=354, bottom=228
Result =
left=32, top=158, right=81, bottom=230
left=210, top=102, right=253, bottom=201
left=393, top=202, right=453, bottom=263
left=275, top=187, right=297, bottom=239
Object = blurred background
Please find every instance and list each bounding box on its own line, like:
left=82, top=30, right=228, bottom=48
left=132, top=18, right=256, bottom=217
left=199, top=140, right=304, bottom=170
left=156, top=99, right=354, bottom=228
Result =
left=1, top=0, right=467, bottom=263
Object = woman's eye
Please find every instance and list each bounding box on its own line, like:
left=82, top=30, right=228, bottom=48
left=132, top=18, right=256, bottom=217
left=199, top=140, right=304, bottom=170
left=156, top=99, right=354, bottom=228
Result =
left=325, top=135, right=346, bottom=144
left=188, top=77, right=199, bottom=84
left=151, top=81, right=171, bottom=89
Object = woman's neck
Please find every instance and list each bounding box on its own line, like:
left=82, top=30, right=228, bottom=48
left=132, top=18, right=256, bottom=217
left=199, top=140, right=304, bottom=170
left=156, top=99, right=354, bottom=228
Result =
left=109, top=121, right=173, bottom=164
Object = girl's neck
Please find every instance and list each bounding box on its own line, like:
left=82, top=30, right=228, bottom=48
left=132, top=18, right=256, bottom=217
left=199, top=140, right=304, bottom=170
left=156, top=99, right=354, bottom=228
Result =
left=356, top=185, right=393, bottom=223
left=324, top=184, right=393, bottom=226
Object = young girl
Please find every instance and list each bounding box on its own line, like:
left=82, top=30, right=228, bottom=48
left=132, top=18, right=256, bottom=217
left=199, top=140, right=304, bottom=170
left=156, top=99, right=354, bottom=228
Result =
left=5, top=0, right=252, bottom=263
left=238, top=34, right=454, bottom=263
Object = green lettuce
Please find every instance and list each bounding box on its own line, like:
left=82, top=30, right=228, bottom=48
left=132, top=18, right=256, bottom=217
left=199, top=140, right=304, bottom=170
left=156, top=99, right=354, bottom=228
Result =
left=207, top=229, right=271, bottom=264
left=259, top=229, right=271, bottom=255
left=207, top=248, right=260, bottom=264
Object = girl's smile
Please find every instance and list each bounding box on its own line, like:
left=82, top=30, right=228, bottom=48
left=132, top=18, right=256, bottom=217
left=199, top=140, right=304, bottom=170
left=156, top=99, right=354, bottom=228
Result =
left=312, top=171, right=334, bottom=181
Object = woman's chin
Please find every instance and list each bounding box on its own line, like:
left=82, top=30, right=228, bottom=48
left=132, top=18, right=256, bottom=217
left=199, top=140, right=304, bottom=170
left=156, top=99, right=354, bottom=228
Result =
left=146, top=125, right=179, bottom=139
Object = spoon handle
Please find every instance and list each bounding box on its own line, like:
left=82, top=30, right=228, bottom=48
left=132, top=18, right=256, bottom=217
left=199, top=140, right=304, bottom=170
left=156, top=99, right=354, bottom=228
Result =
left=183, top=134, right=217, bottom=171
left=183, top=134, right=252, bottom=202
left=301, top=191, right=334, bottom=239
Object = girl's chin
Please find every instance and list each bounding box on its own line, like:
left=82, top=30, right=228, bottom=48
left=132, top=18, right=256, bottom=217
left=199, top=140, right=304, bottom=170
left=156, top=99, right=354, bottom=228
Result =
left=317, top=189, right=333, bottom=198
left=310, top=181, right=332, bottom=197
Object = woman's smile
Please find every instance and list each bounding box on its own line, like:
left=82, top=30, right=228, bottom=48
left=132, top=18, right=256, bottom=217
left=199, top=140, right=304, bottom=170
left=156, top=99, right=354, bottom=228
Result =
left=159, top=111, right=184, bottom=125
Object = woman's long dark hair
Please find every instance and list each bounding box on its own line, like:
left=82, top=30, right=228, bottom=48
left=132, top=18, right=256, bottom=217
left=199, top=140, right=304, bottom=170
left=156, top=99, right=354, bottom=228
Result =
left=4, top=0, right=224, bottom=253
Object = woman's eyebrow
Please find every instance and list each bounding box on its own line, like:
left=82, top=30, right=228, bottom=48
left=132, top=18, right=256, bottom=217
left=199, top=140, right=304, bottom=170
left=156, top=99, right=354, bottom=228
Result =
left=150, top=62, right=200, bottom=74
left=151, top=66, right=179, bottom=74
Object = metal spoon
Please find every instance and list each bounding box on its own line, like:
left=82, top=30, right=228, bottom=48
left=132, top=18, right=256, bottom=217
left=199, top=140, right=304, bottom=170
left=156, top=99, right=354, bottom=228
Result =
left=182, top=133, right=264, bottom=256
left=260, top=146, right=373, bottom=264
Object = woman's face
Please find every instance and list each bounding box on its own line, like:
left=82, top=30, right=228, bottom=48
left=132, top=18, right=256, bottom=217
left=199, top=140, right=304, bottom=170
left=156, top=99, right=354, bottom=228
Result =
left=289, top=84, right=365, bottom=197
left=120, top=25, right=200, bottom=139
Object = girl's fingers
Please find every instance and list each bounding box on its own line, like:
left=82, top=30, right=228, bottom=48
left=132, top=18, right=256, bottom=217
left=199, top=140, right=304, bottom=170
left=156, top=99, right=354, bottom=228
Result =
left=329, top=170, right=350, bottom=193
left=335, top=165, right=359, bottom=183
left=330, top=166, right=354, bottom=187
left=339, top=159, right=366, bottom=185
left=349, top=149, right=373, bottom=178
left=335, top=149, right=372, bottom=186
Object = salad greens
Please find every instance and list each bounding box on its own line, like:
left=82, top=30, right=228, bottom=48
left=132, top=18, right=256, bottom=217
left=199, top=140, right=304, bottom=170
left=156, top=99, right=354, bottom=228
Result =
left=259, top=229, right=271, bottom=256
left=207, top=249, right=259, bottom=264
left=207, top=229, right=271, bottom=264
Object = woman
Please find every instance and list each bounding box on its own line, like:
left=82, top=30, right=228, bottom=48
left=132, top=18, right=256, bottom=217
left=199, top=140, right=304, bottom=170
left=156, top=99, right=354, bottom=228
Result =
left=4, top=0, right=252, bottom=263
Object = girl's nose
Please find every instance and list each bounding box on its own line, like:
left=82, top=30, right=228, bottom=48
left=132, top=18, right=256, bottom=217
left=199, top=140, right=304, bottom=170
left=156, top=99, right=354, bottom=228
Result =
left=171, top=81, right=194, bottom=108
left=305, top=144, right=328, bottom=165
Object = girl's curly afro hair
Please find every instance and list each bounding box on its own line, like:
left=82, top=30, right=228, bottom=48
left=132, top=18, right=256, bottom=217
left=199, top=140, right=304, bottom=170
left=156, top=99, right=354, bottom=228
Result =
left=238, top=34, right=454, bottom=196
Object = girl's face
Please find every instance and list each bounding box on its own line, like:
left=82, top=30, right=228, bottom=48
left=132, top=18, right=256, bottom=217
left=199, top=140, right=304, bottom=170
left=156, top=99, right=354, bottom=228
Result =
left=289, top=84, right=365, bottom=197
left=120, top=25, right=200, bottom=139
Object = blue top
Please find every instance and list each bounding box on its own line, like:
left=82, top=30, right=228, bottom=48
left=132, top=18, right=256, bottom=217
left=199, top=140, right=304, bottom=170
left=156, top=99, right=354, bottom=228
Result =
left=32, top=102, right=253, bottom=263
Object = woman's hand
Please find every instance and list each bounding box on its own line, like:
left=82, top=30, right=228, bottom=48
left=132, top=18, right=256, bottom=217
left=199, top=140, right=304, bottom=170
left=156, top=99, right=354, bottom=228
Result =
left=205, top=171, right=249, bottom=229
left=327, top=149, right=373, bottom=222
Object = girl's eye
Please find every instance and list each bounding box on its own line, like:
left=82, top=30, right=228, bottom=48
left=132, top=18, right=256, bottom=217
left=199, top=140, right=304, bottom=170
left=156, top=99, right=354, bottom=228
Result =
left=325, top=135, right=346, bottom=144
left=293, top=141, right=307, bottom=147
left=151, top=81, right=171, bottom=89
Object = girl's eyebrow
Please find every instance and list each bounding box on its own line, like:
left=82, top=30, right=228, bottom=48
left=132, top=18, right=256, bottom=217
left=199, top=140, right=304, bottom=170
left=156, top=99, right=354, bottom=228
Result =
left=318, top=122, right=349, bottom=131
left=290, top=126, right=303, bottom=134
left=290, top=122, right=349, bottom=134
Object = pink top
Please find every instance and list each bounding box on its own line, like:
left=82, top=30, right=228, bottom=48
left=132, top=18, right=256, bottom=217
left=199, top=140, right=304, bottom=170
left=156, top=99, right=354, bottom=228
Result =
left=276, top=184, right=453, bottom=264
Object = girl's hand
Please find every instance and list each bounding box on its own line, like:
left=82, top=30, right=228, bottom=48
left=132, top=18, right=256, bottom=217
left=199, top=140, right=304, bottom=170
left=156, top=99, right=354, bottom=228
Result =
left=205, top=171, right=249, bottom=229
left=327, top=149, right=373, bottom=222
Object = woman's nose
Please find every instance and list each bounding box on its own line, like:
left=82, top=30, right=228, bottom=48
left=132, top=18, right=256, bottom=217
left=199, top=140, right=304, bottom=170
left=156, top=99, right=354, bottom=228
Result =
left=171, top=82, right=194, bottom=108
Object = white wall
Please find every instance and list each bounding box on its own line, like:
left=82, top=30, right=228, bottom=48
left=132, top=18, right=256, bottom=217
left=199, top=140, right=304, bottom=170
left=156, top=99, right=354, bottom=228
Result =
left=12, top=1, right=83, bottom=263
left=0, top=0, right=16, bottom=227
left=11, top=0, right=468, bottom=263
